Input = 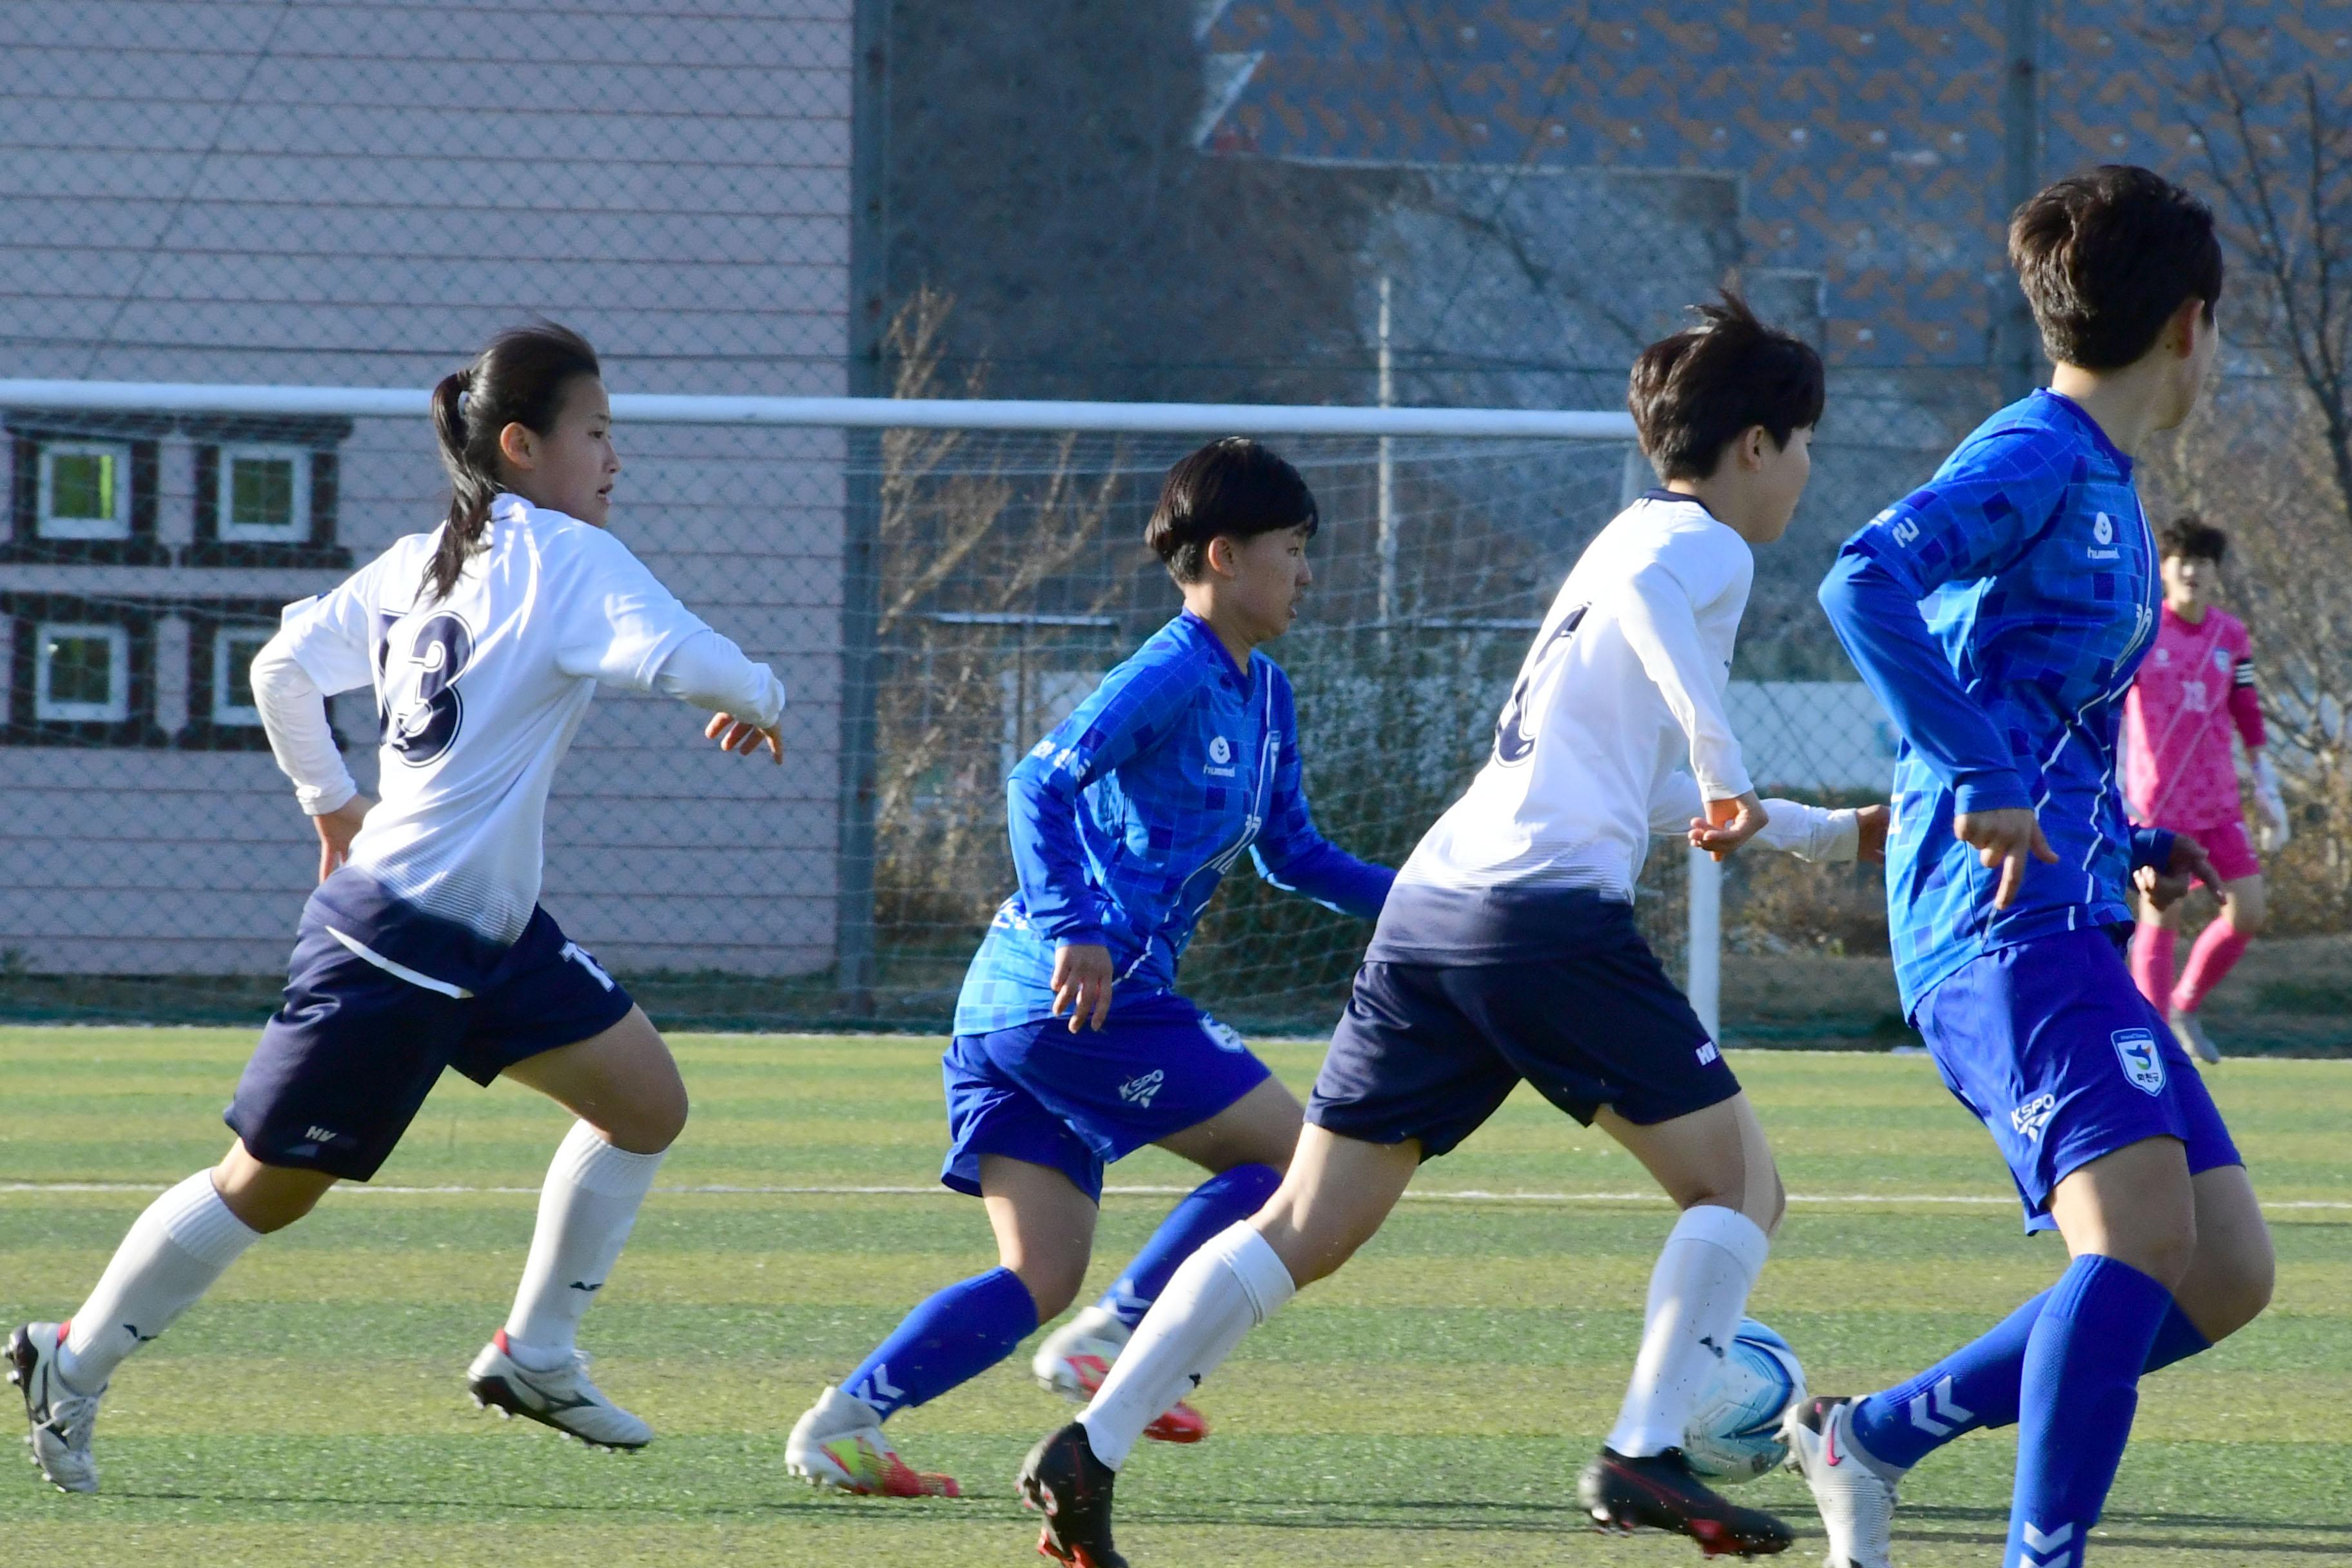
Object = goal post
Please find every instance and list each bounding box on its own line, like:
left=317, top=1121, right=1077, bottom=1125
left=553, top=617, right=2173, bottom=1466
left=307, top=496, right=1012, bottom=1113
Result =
left=0, top=380, right=1744, bottom=1034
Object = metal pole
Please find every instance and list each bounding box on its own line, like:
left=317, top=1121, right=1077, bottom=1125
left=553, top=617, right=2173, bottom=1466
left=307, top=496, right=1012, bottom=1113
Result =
left=1377, top=273, right=1397, bottom=625
left=834, top=0, right=891, bottom=1012
left=1687, top=844, right=1723, bottom=1044
left=1997, top=0, right=2041, bottom=403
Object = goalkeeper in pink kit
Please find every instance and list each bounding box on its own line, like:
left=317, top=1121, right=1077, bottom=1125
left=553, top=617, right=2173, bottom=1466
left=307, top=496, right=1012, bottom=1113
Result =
left=2125, top=514, right=2287, bottom=1062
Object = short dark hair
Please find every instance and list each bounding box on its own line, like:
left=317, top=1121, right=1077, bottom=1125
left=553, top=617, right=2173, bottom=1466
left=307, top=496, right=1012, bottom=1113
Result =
left=1146, top=437, right=1318, bottom=584
left=2159, top=512, right=2228, bottom=564
left=1627, top=292, right=1825, bottom=482
left=2009, top=165, right=2224, bottom=369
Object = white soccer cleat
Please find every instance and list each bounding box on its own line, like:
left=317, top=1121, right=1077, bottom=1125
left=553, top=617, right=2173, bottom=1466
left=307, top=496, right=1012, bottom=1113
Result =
left=1782, top=1396, right=1899, bottom=1568
left=2168, top=1006, right=2222, bottom=1064
left=1031, top=1304, right=1130, bottom=1400
left=785, top=1384, right=961, bottom=1497
left=8, top=1322, right=102, bottom=1494
left=466, top=1329, right=652, bottom=1450
left=1031, top=1305, right=1209, bottom=1444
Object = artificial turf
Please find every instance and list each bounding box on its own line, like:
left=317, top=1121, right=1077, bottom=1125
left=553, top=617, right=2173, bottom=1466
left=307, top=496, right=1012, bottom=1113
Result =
left=1, top=1029, right=2345, bottom=1565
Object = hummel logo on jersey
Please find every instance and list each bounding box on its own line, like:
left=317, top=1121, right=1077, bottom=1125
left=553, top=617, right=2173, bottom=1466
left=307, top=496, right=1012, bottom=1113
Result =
left=2093, top=513, right=2114, bottom=545
left=2010, top=1092, right=2057, bottom=1142
left=1118, top=1070, right=1165, bottom=1108
left=1908, top=1375, right=1975, bottom=1437
left=1694, top=1041, right=1720, bottom=1066
left=1208, top=736, right=1232, bottom=764
left=2112, top=1028, right=2166, bottom=1095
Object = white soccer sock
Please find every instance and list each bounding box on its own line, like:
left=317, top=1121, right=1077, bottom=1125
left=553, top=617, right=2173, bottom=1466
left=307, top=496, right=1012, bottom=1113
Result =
left=502, top=1121, right=665, bottom=1366
left=61, top=1170, right=260, bottom=1391
left=1605, top=1204, right=1770, bottom=1458
left=1077, top=1221, right=1295, bottom=1471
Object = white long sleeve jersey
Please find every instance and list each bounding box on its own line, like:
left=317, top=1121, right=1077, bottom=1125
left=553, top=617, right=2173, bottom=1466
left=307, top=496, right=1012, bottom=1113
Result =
left=1399, top=491, right=1755, bottom=903
left=253, top=493, right=785, bottom=946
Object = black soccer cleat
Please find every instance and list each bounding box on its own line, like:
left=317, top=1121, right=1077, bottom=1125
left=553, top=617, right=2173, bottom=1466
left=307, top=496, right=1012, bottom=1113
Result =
left=1578, top=1446, right=1795, bottom=1558
left=1017, top=1420, right=1128, bottom=1568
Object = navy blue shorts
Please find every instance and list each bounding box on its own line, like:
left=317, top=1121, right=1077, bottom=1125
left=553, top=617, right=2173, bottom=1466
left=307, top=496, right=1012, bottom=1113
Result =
left=226, top=882, right=636, bottom=1182
left=1309, top=902, right=1736, bottom=1157
left=941, top=990, right=1273, bottom=1202
left=1916, top=926, right=2242, bottom=1233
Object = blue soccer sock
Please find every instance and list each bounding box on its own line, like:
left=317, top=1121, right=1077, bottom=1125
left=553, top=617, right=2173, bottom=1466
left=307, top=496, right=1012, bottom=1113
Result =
left=1092, top=1163, right=1281, bottom=1328
left=843, top=1266, right=1038, bottom=1420
left=1851, top=1288, right=2211, bottom=1472
left=2006, top=1255, right=2173, bottom=1568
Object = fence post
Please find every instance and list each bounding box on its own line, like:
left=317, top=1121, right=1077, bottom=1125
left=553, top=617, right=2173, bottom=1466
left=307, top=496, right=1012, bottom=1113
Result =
left=1686, top=843, right=1722, bottom=1045
left=834, top=0, right=892, bottom=1011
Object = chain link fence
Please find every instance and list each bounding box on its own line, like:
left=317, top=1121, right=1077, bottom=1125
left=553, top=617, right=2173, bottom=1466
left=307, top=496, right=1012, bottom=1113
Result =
left=3, top=2, right=2349, bottom=1052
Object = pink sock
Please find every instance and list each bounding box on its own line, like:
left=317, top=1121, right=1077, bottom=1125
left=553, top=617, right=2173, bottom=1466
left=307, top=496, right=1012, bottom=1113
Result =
left=2173, top=920, right=2250, bottom=1014
left=2131, top=923, right=2175, bottom=1010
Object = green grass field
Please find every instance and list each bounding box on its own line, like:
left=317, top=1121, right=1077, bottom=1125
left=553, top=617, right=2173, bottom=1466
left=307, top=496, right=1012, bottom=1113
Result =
left=1, top=1029, right=2346, bottom=1566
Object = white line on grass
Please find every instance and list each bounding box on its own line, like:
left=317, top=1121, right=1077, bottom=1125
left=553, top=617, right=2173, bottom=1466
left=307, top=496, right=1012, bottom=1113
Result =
left=5, top=1180, right=2349, bottom=1212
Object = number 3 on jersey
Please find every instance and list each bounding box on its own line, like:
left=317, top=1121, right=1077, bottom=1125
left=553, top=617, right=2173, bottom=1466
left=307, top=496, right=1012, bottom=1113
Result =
left=1493, top=604, right=1586, bottom=766
left=384, top=612, right=474, bottom=765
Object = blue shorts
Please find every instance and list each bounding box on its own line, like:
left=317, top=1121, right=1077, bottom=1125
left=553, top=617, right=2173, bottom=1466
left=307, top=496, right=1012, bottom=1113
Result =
left=227, top=876, right=636, bottom=1182
left=941, top=990, right=1273, bottom=1202
left=1916, top=926, right=2242, bottom=1233
left=1308, top=896, right=1737, bottom=1157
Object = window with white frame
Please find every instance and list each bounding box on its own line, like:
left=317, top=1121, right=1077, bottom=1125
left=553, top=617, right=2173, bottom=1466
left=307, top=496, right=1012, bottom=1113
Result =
left=35, top=623, right=130, bottom=721
left=37, top=442, right=134, bottom=540
left=210, top=623, right=275, bottom=727
left=215, top=445, right=311, bottom=544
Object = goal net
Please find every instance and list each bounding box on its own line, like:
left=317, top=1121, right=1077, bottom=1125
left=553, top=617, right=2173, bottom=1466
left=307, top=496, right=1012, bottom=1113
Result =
left=0, top=384, right=1683, bottom=1034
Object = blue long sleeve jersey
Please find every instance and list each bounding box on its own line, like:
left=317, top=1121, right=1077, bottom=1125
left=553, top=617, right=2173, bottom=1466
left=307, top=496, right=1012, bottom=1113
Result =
left=1818, top=389, right=2162, bottom=1014
left=953, top=610, right=1395, bottom=1036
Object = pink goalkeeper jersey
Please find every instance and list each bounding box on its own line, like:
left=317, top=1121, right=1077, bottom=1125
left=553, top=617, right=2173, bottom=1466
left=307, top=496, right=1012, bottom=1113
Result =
left=2124, top=604, right=2264, bottom=829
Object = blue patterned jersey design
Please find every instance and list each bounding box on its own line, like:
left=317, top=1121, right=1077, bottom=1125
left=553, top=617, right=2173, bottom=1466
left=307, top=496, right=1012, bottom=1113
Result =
left=953, top=611, right=1393, bottom=1035
left=1819, top=390, right=2159, bottom=1012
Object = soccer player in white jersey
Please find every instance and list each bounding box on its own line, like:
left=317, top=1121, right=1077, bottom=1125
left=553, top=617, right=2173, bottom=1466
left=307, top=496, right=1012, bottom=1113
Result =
left=1016, top=295, right=1868, bottom=1565
left=7, top=324, right=787, bottom=1491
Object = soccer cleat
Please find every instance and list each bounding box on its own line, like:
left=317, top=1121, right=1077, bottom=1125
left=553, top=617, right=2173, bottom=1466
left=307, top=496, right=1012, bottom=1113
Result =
left=785, top=1384, right=961, bottom=1498
left=1018, top=1419, right=1127, bottom=1568
left=1577, top=1446, right=1794, bottom=1558
left=466, top=1329, right=652, bottom=1450
left=8, top=1322, right=102, bottom=1494
left=1781, top=1396, right=1899, bottom=1568
left=1032, top=1308, right=1206, bottom=1444
left=2168, top=1006, right=2222, bottom=1064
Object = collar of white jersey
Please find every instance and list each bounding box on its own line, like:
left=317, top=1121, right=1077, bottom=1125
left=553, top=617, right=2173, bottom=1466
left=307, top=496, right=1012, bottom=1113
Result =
left=487, top=491, right=592, bottom=530
left=1636, top=487, right=1726, bottom=524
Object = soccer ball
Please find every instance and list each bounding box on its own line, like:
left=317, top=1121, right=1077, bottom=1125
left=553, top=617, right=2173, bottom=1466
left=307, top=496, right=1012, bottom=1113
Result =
left=1681, top=1318, right=1807, bottom=1484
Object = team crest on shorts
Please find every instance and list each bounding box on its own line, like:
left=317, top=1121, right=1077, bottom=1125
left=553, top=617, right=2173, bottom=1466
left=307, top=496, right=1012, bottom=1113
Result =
left=2112, top=1028, right=2166, bottom=1095
left=1199, top=1015, right=1248, bottom=1053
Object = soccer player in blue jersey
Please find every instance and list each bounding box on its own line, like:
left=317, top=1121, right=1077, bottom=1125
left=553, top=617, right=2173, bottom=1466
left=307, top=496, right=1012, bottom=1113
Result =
left=1789, top=167, right=2276, bottom=1568
left=785, top=438, right=1393, bottom=1498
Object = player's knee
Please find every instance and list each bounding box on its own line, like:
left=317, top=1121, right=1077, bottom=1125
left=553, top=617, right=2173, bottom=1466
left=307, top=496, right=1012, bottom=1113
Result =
left=1008, top=1255, right=1086, bottom=1320
left=593, top=1083, right=687, bottom=1155
left=2224, top=905, right=2266, bottom=938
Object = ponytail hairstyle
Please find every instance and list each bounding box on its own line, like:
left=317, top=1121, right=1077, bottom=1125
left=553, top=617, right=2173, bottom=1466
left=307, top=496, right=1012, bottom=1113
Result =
left=425, top=322, right=603, bottom=602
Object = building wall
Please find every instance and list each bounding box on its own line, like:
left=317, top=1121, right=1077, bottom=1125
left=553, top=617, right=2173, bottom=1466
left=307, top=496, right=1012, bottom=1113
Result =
left=0, top=1, right=854, bottom=975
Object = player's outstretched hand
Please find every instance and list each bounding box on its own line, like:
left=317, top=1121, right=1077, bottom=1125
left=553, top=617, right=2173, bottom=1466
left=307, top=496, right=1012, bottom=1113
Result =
left=1051, top=942, right=1115, bottom=1034
left=1689, top=792, right=1768, bottom=861
left=313, top=795, right=373, bottom=885
left=1854, top=803, right=1890, bottom=865
left=1954, top=806, right=2055, bottom=909
left=2137, top=832, right=2220, bottom=913
left=704, top=710, right=783, bottom=764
